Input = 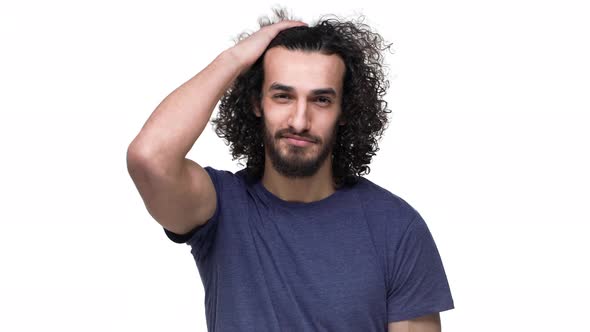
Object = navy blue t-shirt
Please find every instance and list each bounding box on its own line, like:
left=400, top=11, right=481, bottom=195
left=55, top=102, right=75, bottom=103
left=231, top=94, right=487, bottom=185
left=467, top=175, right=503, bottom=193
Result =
left=164, top=166, right=454, bottom=331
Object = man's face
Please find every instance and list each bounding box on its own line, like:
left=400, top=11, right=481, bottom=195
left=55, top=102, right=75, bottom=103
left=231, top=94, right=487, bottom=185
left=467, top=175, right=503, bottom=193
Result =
left=255, top=47, right=346, bottom=178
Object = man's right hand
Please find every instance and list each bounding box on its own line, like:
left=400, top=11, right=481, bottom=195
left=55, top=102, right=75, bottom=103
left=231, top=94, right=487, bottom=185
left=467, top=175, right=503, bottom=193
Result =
left=227, top=20, right=308, bottom=72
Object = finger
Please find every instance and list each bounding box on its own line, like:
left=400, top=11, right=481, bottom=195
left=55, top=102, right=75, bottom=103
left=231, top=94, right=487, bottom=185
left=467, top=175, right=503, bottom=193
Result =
left=275, top=20, right=307, bottom=28
left=258, top=20, right=307, bottom=36
left=288, top=20, right=307, bottom=26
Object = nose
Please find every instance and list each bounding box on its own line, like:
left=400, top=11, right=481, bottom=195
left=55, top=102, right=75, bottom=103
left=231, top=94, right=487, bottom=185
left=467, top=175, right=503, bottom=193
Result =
left=287, top=99, right=311, bottom=133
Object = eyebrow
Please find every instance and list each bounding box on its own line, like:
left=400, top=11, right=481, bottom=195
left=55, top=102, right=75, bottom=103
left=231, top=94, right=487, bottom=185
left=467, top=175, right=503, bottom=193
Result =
left=268, top=82, right=337, bottom=97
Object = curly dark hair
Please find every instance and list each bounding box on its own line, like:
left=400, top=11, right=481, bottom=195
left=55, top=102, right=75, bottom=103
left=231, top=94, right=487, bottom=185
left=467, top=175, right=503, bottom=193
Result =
left=211, top=8, right=393, bottom=188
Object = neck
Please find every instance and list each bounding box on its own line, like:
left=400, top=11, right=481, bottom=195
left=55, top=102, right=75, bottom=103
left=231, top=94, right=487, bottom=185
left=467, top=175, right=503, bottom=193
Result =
left=261, top=158, right=336, bottom=203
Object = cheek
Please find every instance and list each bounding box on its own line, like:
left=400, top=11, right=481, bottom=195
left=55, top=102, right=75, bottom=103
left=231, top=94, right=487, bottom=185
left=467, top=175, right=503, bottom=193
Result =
left=316, top=114, right=340, bottom=131
left=262, top=118, right=280, bottom=139
left=262, top=112, right=286, bottom=131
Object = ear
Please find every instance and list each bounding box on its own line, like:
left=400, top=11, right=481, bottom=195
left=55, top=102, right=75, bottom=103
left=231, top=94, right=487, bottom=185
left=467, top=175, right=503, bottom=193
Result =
left=252, top=96, right=262, bottom=117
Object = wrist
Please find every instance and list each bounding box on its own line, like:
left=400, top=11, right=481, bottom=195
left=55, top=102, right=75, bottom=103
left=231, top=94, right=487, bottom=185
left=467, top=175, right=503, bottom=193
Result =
left=220, top=48, right=249, bottom=73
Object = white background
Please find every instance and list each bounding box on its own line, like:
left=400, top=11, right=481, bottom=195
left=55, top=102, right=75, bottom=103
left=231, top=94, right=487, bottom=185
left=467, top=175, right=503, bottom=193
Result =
left=1, top=0, right=588, bottom=331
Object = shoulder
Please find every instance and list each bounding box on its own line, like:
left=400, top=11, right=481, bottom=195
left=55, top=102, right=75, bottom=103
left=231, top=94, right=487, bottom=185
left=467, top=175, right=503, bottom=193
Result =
left=350, top=177, right=424, bottom=244
left=200, top=166, right=255, bottom=207
left=354, top=177, right=419, bottom=223
left=203, top=166, right=250, bottom=189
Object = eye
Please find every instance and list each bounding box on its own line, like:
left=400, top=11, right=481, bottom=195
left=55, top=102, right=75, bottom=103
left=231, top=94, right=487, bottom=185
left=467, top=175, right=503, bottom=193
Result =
left=316, top=96, right=332, bottom=105
left=273, top=94, right=291, bottom=100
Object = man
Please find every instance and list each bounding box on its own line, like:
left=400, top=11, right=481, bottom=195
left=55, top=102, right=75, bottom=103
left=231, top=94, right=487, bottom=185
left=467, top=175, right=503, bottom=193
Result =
left=127, top=10, right=454, bottom=332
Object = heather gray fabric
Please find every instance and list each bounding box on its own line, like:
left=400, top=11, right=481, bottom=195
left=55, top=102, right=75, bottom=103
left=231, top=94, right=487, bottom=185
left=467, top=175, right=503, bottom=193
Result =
left=164, top=166, right=454, bottom=331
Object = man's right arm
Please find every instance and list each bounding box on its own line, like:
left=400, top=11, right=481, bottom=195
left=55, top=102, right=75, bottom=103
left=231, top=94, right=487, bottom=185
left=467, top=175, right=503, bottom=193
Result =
left=126, top=20, right=308, bottom=236
left=126, top=50, right=244, bottom=235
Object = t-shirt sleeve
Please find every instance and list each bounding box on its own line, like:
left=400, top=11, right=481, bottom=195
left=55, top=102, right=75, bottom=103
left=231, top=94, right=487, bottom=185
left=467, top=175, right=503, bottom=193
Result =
left=162, top=166, right=221, bottom=262
left=386, top=212, right=455, bottom=322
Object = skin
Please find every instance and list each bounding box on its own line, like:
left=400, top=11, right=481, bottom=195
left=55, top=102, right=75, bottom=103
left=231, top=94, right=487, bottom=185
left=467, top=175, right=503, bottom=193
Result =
left=253, top=46, right=346, bottom=203
left=388, top=313, right=441, bottom=332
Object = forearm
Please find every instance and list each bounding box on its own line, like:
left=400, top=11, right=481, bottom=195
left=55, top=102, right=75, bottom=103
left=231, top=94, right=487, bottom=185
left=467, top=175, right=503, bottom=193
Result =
left=128, top=49, right=244, bottom=174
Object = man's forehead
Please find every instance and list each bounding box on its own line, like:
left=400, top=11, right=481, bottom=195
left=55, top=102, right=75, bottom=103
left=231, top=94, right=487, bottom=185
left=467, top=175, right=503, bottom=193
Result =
left=262, top=47, right=345, bottom=93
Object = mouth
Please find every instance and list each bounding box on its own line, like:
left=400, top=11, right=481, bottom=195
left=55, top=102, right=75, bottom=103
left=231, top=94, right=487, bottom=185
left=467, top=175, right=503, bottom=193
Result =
left=282, top=136, right=315, bottom=147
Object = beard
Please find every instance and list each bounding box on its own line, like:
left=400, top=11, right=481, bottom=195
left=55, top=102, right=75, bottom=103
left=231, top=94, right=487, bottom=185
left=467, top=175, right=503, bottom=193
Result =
left=261, top=118, right=338, bottom=179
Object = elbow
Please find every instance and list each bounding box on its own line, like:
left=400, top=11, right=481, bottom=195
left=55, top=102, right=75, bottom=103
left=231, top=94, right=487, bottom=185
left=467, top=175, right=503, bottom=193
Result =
left=126, top=143, right=154, bottom=175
